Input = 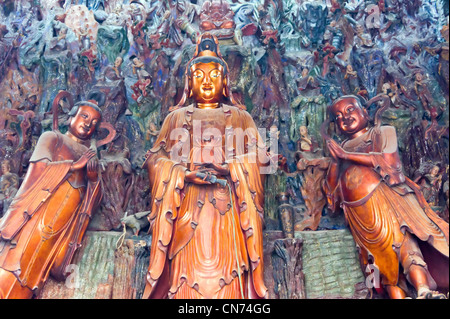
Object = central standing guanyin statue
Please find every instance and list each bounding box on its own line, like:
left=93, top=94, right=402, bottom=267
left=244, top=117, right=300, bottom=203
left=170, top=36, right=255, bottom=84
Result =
left=142, top=34, right=271, bottom=299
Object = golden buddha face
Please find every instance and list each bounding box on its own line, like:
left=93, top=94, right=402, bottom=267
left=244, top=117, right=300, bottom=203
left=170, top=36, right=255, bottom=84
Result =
left=331, top=97, right=369, bottom=137
left=190, top=62, right=226, bottom=107
left=68, top=105, right=101, bottom=140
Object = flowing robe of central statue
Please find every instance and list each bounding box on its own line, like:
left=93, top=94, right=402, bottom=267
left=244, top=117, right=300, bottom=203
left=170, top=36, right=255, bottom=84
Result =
left=142, top=104, right=268, bottom=299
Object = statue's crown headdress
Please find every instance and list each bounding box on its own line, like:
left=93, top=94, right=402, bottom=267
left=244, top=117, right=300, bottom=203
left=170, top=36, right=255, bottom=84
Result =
left=170, top=33, right=245, bottom=111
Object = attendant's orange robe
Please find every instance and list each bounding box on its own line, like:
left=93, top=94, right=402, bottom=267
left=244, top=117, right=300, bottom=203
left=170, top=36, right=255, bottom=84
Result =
left=0, top=131, right=102, bottom=298
left=326, top=126, right=449, bottom=289
left=142, top=104, right=268, bottom=299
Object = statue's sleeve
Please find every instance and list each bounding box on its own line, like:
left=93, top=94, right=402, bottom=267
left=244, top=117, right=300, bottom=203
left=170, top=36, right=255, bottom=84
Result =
left=370, top=126, right=405, bottom=186
left=50, top=174, right=103, bottom=281
left=227, top=109, right=268, bottom=298
left=370, top=127, right=449, bottom=250
left=0, top=160, right=72, bottom=241
left=324, top=160, right=341, bottom=214
left=142, top=110, right=188, bottom=297
left=29, top=131, right=59, bottom=162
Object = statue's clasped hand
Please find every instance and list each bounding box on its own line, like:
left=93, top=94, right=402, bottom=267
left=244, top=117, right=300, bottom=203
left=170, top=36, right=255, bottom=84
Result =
left=71, top=149, right=98, bottom=178
left=185, top=163, right=229, bottom=186
left=86, top=156, right=99, bottom=182
left=327, top=139, right=348, bottom=161
left=185, top=169, right=213, bottom=185
left=202, top=162, right=230, bottom=176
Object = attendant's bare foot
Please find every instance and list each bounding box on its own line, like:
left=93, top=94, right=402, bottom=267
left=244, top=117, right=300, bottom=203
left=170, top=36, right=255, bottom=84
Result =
left=417, top=286, right=447, bottom=299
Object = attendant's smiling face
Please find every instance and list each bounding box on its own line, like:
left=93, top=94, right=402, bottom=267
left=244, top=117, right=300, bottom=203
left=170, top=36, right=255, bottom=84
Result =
left=68, top=105, right=101, bottom=140
left=331, top=97, right=369, bottom=136
left=190, top=62, right=225, bottom=105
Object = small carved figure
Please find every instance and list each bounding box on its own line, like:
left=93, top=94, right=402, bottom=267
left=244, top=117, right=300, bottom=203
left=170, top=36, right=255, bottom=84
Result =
left=424, top=25, right=449, bottom=92
left=298, top=0, right=328, bottom=48
left=444, top=179, right=449, bottom=223
left=343, top=64, right=360, bottom=95
left=145, top=121, right=160, bottom=146
left=48, top=23, right=68, bottom=52
left=0, top=160, right=18, bottom=189
left=130, top=55, right=152, bottom=102
left=257, top=4, right=278, bottom=45
left=321, top=42, right=338, bottom=77
left=120, top=211, right=151, bottom=236
left=199, top=0, right=242, bottom=45
left=415, top=165, right=443, bottom=207
left=276, top=193, right=294, bottom=238
left=413, top=71, right=434, bottom=112
left=112, top=56, right=123, bottom=79
left=323, top=20, right=344, bottom=51
left=156, top=0, right=200, bottom=48
left=0, top=160, right=19, bottom=217
left=351, top=37, right=384, bottom=99
left=295, top=151, right=331, bottom=232
left=0, top=174, right=18, bottom=218
left=296, top=126, right=313, bottom=152
left=291, top=66, right=327, bottom=149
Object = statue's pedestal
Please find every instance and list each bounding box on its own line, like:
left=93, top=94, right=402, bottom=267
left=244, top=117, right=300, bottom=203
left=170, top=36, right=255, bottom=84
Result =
left=264, top=230, right=367, bottom=299
left=295, top=230, right=368, bottom=299
left=37, top=231, right=149, bottom=299
left=38, top=229, right=367, bottom=299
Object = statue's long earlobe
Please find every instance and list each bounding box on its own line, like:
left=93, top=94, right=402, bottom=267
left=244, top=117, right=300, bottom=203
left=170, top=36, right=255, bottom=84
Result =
left=223, top=78, right=228, bottom=98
